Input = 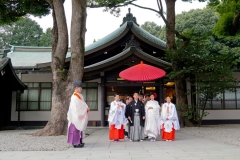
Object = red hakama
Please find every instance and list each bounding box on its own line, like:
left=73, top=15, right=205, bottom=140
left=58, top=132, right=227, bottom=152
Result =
left=161, top=124, right=175, bottom=140
left=109, top=124, right=124, bottom=140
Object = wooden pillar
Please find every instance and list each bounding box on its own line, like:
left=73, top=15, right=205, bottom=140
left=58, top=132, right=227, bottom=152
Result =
left=100, top=72, right=106, bottom=126
left=17, top=91, right=21, bottom=129
left=159, top=79, right=164, bottom=104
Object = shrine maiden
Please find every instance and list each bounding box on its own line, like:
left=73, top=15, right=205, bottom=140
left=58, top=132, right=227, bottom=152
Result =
left=160, top=96, right=180, bottom=141
left=108, top=93, right=126, bottom=141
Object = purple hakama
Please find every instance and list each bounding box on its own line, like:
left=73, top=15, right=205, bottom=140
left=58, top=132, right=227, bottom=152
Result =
left=67, top=123, right=83, bottom=145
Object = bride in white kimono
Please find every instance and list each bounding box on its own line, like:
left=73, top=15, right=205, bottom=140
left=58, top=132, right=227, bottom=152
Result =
left=144, top=93, right=160, bottom=142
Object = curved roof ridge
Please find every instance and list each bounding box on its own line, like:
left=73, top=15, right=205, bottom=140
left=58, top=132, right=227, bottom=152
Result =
left=131, top=23, right=166, bottom=49
left=85, top=22, right=129, bottom=53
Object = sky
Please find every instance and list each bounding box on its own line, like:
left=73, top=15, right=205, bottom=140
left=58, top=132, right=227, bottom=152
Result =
left=30, top=0, right=208, bottom=46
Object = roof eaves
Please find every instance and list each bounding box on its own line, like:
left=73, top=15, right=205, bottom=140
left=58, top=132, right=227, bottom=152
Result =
left=84, top=47, right=131, bottom=72
left=0, top=57, right=27, bottom=92
left=84, top=46, right=171, bottom=73
left=135, top=48, right=172, bottom=67
left=0, top=57, right=9, bottom=70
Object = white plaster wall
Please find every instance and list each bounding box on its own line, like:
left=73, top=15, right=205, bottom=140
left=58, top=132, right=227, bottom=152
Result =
left=21, top=74, right=52, bottom=82
left=11, top=74, right=102, bottom=122
left=203, top=110, right=240, bottom=120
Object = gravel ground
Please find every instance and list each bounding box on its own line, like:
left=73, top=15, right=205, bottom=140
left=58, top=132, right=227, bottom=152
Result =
left=0, top=128, right=98, bottom=151
left=180, top=124, right=240, bottom=147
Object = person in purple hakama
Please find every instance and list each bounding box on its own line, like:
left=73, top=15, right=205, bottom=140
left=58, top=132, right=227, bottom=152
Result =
left=67, top=80, right=90, bottom=148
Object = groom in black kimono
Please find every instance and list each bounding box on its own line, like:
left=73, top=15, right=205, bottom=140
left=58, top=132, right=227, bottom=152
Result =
left=126, top=92, right=145, bottom=142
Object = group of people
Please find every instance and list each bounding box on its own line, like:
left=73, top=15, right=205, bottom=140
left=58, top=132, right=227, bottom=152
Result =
left=66, top=80, right=180, bottom=148
left=108, top=92, right=180, bottom=142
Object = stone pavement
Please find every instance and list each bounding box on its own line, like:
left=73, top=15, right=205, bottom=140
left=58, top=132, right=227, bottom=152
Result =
left=0, top=128, right=239, bottom=160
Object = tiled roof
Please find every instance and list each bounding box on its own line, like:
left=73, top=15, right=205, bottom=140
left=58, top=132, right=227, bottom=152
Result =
left=85, top=22, right=128, bottom=53
left=85, top=21, right=166, bottom=53
left=132, top=23, right=166, bottom=49
left=7, top=47, right=71, bottom=68
left=84, top=46, right=171, bottom=72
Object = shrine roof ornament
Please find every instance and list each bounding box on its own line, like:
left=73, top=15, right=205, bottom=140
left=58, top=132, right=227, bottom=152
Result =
left=120, top=8, right=139, bottom=27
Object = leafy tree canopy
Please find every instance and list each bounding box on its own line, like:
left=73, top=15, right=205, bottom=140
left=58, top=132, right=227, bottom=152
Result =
left=156, top=8, right=219, bottom=41
left=141, top=21, right=162, bottom=38
left=0, top=18, right=52, bottom=48
left=0, top=0, right=51, bottom=25
left=211, top=0, right=240, bottom=36
left=39, top=28, right=52, bottom=46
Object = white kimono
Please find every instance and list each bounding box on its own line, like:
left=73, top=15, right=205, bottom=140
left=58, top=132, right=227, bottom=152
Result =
left=108, top=100, right=127, bottom=129
left=144, top=100, right=160, bottom=139
left=67, top=93, right=89, bottom=131
left=160, top=102, right=180, bottom=132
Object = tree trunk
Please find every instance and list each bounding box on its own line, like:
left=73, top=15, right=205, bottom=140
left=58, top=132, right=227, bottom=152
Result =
left=68, top=0, right=86, bottom=82
left=229, top=11, right=240, bottom=36
left=165, top=0, right=175, bottom=50
left=165, top=0, right=193, bottom=127
left=34, top=0, right=69, bottom=136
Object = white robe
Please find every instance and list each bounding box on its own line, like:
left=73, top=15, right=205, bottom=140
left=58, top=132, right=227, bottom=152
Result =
left=160, top=102, right=180, bottom=132
left=144, top=100, right=160, bottom=139
left=108, top=100, right=127, bottom=129
left=67, top=93, right=89, bottom=131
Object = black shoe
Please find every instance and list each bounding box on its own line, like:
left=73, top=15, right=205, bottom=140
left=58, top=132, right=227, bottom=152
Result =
left=73, top=143, right=84, bottom=148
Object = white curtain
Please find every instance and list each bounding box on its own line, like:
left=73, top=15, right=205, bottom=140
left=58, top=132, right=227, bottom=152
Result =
left=28, top=89, right=39, bottom=110
left=224, top=90, right=236, bottom=109
left=237, top=88, right=240, bottom=109
left=82, top=89, right=86, bottom=101
left=86, top=89, right=97, bottom=110
left=40, top=89, right=52, bottom=110
left=211, top=93, right=223, bottom=109
left=20, top=91, right=28, bottom=110
left=41, top=83, right=52, bottom=87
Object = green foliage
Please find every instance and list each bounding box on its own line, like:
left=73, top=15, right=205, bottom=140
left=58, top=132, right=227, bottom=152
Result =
left=141, top=22, right=162, bottom=38
left=0, top=25, right=11, bottom=48
left=157, top=8, right=219, bottom=41
left=211, top=0, right=240, bottom=36
left=166, top=31, right=238, bottom=126
left=57, top=68, right=68, bottom=80
left=142, top=7, right=240, bottom=70
left=9, top=18, right=43, bottom=46
left=0, top=0, right=51, bottom=25
left=0, top=18, right=52, bottom=48
left=176, top=104, right=209, bottom=122
left=39, top=28, right=53, bottom=46
left=213, top=12, right=235, bottom=36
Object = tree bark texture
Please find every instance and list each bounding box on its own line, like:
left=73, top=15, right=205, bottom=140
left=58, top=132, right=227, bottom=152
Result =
left=34, top=0, right=70, bottom=136
left=230, top=11, right=240, bottom=36
left=34, top=0, right=87, bottom=136
left=68, top=0, right=86, bottom=82
left=165, top=0, right=193, bottom=127
left=165, top=0, right=175, bottom=50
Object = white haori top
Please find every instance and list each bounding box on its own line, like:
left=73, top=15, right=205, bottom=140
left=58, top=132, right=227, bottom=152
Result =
left=67, top=92, right=89, bottom=131
left=144, top=100, right=161, bottom=138
left=108, top=100, right=127, bottom=129
left=160, top=102, right=180, bottom=132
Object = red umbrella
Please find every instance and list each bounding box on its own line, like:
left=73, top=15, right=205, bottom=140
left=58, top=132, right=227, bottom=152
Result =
left=119, top=61, right=166, bottom=81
